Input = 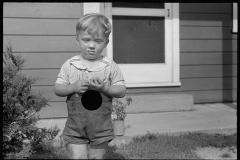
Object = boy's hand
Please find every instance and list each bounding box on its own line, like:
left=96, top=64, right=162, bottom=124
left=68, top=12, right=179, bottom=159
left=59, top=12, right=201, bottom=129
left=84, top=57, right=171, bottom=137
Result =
left=89, top=78, right=109, bottom=94
left=72, top=79, right=89, bottom=93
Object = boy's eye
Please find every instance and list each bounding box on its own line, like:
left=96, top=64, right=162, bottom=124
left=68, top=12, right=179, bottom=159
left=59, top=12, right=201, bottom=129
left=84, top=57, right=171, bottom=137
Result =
left=82, top=39, right=90, bottom=42
left=95, top=40, right=102, bottom=43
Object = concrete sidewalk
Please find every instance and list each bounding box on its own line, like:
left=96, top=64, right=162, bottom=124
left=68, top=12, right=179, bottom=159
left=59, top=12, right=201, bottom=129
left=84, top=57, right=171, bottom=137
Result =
left=36, top=103, right=237, bottom=146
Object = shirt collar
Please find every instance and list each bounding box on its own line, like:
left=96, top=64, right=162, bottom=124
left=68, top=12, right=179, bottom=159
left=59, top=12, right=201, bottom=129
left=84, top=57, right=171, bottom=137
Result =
left=70, top=55, right=110, bottom=71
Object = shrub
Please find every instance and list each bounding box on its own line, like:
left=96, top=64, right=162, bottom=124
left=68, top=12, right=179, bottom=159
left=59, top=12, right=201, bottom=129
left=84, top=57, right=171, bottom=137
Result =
left=3, top=43, right=60, bottom=159
left=112, top=97, right=132, bottom=121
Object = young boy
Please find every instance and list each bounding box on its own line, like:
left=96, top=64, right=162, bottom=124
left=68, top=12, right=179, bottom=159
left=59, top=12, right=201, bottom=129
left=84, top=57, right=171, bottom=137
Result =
left=54, top=13, right=126, bottom=159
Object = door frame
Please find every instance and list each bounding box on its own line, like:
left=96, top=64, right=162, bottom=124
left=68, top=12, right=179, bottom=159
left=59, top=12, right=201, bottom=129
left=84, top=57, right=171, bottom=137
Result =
left=83, top=3, right=181, bottom=87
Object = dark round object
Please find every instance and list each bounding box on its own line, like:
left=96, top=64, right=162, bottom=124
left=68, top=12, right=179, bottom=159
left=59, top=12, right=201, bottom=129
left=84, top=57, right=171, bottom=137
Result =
left=81, top=90, right=102, bottom=111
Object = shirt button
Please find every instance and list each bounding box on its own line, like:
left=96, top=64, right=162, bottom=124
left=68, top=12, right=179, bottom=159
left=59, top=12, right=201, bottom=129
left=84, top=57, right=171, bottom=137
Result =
left=75, top=93, right=79, bottom=98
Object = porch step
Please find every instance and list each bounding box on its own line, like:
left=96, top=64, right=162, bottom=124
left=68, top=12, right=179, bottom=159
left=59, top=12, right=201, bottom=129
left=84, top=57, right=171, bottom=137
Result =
left=118, top=94, right=194, bottom=113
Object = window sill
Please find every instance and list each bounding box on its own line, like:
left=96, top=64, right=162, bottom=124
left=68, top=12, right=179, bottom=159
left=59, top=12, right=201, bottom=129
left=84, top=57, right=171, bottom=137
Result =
left=126, top=82, right=181, bottom=88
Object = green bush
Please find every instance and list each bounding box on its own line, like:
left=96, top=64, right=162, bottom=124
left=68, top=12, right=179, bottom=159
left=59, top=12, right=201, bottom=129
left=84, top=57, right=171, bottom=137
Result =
left=3, top=43, right=60, bottom=159
left=112, top=97, right=132, bottom=121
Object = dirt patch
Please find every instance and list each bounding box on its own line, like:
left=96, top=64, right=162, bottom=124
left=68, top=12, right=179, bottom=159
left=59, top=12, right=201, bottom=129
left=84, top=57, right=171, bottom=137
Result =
left=194, top=146, right=237, bottom=159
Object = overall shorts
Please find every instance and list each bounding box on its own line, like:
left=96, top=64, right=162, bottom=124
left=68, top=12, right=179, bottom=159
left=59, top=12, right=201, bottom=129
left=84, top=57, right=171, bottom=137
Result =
left=61, top=92, right=115, bottom=147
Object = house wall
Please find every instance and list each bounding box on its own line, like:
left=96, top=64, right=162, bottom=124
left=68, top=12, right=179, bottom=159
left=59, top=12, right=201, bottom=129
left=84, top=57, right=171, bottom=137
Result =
left=3, top=3, right=237, bottom=119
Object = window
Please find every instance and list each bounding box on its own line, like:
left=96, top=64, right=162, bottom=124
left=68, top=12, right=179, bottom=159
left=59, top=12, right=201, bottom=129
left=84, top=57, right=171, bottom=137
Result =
left=84, top=3, right=180, bottom=87
left=112, top=16, right=165, bottom=64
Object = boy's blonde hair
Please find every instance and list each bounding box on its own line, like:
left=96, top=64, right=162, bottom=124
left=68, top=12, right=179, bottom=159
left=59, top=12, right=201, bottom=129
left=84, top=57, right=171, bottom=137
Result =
left=76, top=13, right=112, bottom=38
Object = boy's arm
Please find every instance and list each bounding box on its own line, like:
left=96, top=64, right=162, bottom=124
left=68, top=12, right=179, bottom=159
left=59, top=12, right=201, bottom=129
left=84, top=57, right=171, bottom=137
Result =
left=103, top=85, right=126, bottom=98
left=89, top=78, right=126, bottom=98
left=54, top=84, right=75, bottom=97
left=54, top=79, right=89, bottom=97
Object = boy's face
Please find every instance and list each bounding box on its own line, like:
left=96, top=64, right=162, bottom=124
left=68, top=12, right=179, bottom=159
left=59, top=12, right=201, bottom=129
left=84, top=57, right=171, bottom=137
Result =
left=77, top=30, right=109, bottom=61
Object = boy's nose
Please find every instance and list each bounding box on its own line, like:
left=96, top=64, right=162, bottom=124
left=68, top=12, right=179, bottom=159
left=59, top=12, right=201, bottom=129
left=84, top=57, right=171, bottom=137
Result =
left=88, top=42, right=95, bottom=49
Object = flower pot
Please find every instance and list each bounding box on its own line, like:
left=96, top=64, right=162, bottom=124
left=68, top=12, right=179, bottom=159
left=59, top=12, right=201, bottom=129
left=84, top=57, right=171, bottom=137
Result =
left=113, top=120, right=125, bottom=136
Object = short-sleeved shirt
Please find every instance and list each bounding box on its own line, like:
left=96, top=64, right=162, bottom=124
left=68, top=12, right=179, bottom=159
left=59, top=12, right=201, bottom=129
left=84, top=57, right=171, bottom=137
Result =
left=55, top=55, right=125, bottom=87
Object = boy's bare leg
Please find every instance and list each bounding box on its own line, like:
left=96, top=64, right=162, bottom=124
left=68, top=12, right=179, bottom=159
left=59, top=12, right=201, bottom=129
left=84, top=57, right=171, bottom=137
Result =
left=67, top=143, right=88, bottom=159
left=88, top=141, right=109, bottom=159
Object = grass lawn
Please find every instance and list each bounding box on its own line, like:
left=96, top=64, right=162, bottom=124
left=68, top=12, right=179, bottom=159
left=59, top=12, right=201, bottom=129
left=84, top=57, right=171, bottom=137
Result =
left=28, top=131, right=237, bottom=159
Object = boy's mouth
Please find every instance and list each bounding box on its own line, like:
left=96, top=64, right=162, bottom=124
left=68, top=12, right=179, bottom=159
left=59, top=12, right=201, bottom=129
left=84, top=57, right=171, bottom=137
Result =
left=87, top=50, right=95, bottom=53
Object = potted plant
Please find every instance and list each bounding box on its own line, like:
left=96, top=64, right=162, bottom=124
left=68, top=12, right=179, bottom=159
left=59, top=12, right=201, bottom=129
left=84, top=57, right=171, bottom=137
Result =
left=112, top=97, right=132, bottom=136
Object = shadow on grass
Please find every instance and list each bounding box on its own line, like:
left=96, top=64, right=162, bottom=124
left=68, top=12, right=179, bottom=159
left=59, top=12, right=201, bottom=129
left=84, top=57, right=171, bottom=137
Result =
left=180, top=132, right=237, bottom=148
left=28, top=146, right=70, bottom=159
left=114, top=132, right=201, bottom=159
left=29, top=142, right=126, bottom=159
left=104, top=145, right=126, bottom=159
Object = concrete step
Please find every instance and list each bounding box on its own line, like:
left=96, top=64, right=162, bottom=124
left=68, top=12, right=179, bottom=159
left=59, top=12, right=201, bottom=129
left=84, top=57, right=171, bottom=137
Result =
left=118, top=94, right=194, bottom=113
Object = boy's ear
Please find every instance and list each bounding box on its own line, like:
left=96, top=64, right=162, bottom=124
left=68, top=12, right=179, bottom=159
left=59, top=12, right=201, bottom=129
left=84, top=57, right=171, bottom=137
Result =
left=76, top=37, right=79, bottom=42
left=76, top=37, right=80, bottom=45
left=105, top=39, right=109, bottom=46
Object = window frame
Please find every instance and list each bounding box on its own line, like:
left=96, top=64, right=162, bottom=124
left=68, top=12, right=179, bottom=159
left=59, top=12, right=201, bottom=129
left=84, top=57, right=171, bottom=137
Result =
left=233, top=3, right=238, bottom=33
